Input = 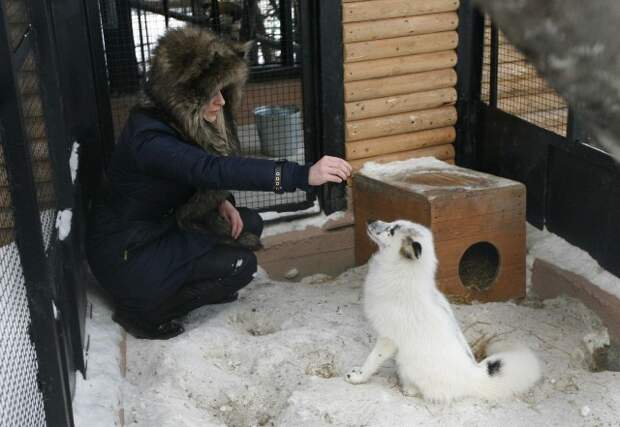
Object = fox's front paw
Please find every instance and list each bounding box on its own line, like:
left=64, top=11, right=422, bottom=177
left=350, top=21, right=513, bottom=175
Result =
left=345, top=367, right=367, bottom=384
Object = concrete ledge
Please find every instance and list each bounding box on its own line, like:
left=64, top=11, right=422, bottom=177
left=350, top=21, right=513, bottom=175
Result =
left=257, top=224, right=355, bottom=281
left=532, top=258, right=620, bottom=344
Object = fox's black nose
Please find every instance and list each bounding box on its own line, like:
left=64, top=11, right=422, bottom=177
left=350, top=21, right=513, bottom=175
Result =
left=367, top=218, right=377, bottom=225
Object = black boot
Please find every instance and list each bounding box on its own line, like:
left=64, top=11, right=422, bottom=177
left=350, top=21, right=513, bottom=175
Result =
left=155, top=282, right=240, bottom=322
left=112, top=308, right=185, bottom=340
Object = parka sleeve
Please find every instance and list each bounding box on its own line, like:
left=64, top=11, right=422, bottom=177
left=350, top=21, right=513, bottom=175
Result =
left=132, top=131, right=311, bottom=192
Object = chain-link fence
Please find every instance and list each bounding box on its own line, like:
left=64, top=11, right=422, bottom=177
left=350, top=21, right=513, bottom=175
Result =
left=99, top=0, right=313, bottom=212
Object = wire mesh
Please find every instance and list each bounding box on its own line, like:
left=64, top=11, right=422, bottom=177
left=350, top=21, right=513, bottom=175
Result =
left=0, top=241, right=47, bottom=427
left=99, top=0, right=309, bottom=211
left=481, top=17, right=568, bottom=136
left=17, top=51, right=57, bottom=248
left=234, top=72, right=306, bottom=210
left=3, top=0, right=27, bottom=50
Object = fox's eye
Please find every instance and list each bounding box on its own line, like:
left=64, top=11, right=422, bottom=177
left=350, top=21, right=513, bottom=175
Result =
left=389, top=225, right=400, bottom=236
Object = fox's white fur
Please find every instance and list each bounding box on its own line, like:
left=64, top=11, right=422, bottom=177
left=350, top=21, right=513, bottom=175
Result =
left=345, top=220, right=541, bottom=402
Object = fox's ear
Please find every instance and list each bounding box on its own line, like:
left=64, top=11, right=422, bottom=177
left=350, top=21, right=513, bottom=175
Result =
left=400, top=236, right=422, bottom=260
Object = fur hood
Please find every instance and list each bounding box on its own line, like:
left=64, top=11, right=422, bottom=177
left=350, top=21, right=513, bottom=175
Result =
left=140, top=26, right=252, bottom=155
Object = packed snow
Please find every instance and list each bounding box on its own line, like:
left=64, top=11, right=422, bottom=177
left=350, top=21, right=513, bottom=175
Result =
left=55, top=209, right=73, bottom=241
left=73, top=222, right=620, bottom=427
left=70, top=141, right=80, bottom=184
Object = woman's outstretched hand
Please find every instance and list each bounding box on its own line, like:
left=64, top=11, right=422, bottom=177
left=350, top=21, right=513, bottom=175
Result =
left=218, top=200, right=243, bottom=239
left=308, top=155, right=353, bottom=186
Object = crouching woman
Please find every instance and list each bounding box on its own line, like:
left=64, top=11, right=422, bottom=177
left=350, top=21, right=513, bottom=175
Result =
left=86, top=27, right=351, bottom=339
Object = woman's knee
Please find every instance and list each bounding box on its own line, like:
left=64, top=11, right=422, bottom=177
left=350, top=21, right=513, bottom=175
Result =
left=234, top=250, right=257, bottom=279
left=238, top=208, right=263, bottom=237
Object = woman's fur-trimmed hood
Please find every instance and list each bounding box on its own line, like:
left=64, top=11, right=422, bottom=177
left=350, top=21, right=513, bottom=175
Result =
left=142, top=26, right=252, bottom=155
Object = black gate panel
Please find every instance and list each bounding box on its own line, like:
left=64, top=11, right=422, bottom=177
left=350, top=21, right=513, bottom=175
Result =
left=477, top=105, right=554, bottom=229
left=546, top=144, right=620, bottom=278
left=458, top=3, right=620, bottom=282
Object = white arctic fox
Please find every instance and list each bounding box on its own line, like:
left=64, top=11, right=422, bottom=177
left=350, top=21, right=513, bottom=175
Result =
left=345, top=219, right=541, bottom=402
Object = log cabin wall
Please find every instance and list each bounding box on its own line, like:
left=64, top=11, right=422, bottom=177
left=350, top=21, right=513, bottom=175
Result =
left=342, top=0, right=460, bottom=171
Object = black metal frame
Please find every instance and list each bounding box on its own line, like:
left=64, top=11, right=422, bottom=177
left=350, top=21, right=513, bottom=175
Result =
left=458, top=3, right=620, bottom=278
left=300, top=0, right=346, bottom=214
left=455, top=0, right=484, bottom=168
left=0, top=2, right=74, bottom=425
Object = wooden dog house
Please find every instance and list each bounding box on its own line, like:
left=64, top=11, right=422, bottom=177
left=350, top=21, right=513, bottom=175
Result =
left=353, top=159, right=526, bottom=302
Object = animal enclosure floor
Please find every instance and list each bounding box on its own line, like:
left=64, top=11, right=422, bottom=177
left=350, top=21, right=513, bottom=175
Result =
left=75, top=263, right=620, bottom=427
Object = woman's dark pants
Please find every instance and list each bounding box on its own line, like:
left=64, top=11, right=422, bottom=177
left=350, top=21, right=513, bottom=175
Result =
left=115, top=208, right=263, bottom=338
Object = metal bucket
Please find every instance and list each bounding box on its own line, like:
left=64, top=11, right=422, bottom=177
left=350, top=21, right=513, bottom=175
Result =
left=254, top=105, right=303, bottom=158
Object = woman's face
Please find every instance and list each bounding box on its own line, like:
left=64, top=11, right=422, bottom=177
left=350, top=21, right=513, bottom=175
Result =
left=202, top=90, right=226, bottom=123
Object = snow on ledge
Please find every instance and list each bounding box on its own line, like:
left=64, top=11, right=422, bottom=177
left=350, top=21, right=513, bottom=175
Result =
left=527, top=224, right=620, bottom=300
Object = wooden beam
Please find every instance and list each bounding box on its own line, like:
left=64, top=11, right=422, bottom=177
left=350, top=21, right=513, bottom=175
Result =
left=344, top=50, right=457, bottom=82
left=343, top=0, right=460, bottom=23
left=344, top=31, right=458, bottom=62
left=343, top=12, right=458, bottom=43
left=346, top=87, right=457, bottom=121
left=345, top=68, right=457, bottom=102
left=346, top=105, right=457, bottom=141
left=346, top=126, right=455, bottom=159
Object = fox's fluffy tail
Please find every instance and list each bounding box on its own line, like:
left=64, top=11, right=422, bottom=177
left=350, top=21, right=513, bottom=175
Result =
left=473, top=341, right=542, bottom=400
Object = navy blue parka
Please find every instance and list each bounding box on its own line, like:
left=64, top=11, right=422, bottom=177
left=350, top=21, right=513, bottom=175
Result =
left=86, top=111, right=311, bottom=309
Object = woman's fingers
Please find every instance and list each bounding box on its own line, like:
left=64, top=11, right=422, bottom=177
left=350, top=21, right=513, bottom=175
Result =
left=232, top=213, right=243, bottom=239
left=308, top=156, right=353, bottom=186
left=329, top=165, right=350, bottom=180
left=325, top=156, right=352, bottom=174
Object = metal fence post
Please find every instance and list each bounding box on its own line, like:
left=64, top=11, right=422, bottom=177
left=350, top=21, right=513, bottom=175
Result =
left=455, top=0, right=485, bottom=168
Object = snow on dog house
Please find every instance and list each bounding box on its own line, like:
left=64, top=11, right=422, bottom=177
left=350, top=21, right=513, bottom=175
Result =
left=353, top=157, right=525, bottom=302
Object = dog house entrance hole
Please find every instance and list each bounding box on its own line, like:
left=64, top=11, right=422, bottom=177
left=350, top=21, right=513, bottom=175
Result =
left=458, top=242, right=500, bottom=291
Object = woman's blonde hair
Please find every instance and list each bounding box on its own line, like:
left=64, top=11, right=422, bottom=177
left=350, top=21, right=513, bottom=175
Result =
left=214, top=108, right=228, bottom=143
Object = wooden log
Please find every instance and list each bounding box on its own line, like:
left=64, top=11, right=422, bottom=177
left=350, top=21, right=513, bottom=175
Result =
left=0, top=182, right=55, bottom=209
left=18, top=70, right=39, bottom=95
left=346, top=87, right=456, bottom=121
left=0, top=160, right=53, bottom=186
left=343, top=0, right=459, bottom=23
left=343, top=12, right=458, bottom=43
left=497, top=92, right=566, bottom=115
left=21, top=96, right=44, bottom=119
left=483, top=45, right=525, bottom=64
left=481, top=75, right=554, bottom=99
left=517, top=108, right=568, bottom=129
left=344, top=50, right=457, bottom=82
left=345, top=68, right=457, bottom=102
left=346, top=126, right=455, bottom=159
left=350, top=143, right=455, bottom=171
left=481, top=61, right=539, bottom=82
left=22, top=120, right=46, bottom=141
left=346, top=105, right=457, bottom=142
left=344, top=31, right=458, bottom=63
left=0, top=138, right=49, bottom=165
left=0, top=209, right=15, bottom=229
left=0, top=228, right=15, bottom=248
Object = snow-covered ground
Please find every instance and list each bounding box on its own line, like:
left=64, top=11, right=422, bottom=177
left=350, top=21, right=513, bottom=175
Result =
left=73, top=223, right=620, bottom=427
